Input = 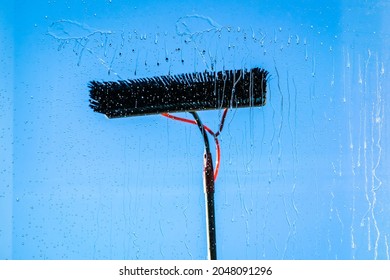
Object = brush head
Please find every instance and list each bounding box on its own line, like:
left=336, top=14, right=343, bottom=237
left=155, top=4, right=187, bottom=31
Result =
left=89, top=67, right=268, bottom=118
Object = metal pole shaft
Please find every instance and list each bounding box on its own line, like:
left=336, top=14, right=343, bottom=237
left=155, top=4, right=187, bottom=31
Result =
left=204, top=152, right=217, bottom=260
left=190, top=112, right=217, bottom=260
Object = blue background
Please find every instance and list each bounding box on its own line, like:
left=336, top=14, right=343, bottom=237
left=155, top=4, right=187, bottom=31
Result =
left=1, top=0, right=389, bottom=259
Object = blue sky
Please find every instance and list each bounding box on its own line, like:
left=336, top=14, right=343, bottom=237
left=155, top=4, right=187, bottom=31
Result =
left=1, top=0, right=389, bottom=260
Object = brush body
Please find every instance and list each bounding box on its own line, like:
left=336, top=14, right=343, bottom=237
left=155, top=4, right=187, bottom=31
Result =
left=89, top=67, right=268, bottom=118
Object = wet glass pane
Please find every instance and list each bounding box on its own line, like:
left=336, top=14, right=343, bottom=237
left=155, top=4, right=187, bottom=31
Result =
left=1, top=0, right=389, bottom=260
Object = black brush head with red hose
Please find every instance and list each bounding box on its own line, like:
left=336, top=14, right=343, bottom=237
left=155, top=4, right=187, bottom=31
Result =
left=88, top=67, right=268, bottom=118
left=88, top=67, right=268, bottom=260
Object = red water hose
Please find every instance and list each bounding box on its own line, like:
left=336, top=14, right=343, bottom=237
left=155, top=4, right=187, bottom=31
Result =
left=161, top=109, right=228, bottom=181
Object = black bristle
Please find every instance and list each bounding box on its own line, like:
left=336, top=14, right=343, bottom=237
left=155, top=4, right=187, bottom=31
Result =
left=88, top=67, right=268, bottom=118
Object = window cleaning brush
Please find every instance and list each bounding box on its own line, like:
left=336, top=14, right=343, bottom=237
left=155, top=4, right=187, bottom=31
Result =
left=88, top=67, right=268, bottom=260
left=89, top=68, right=267, bottom=118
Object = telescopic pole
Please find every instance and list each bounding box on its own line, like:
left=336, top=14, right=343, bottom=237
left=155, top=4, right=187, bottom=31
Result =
left=190, top=112, right=217, bottom=260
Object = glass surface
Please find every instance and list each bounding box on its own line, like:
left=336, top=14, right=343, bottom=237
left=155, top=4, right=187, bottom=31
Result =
left=1, top=0, right=389, bottom=259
